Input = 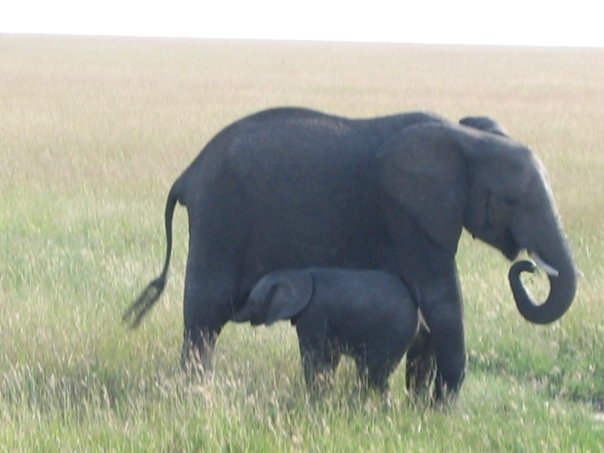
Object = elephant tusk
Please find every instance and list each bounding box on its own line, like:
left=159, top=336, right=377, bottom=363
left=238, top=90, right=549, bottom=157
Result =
left=530, top=253, right=560, bottom=277
left=418, top=309, right=431, bottom=332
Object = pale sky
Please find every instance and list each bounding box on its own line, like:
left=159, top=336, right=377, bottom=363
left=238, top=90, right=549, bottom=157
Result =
left=2, top=0, right=603, bottom=47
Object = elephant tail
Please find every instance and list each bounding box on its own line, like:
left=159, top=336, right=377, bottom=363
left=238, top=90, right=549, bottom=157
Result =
left=122, top=184, right=180, bottom=328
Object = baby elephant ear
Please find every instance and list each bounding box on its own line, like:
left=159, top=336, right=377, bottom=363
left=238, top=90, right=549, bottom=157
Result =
left=459, top=116, right=509, bottom=137
left=265, top=271, right=314, bottom=325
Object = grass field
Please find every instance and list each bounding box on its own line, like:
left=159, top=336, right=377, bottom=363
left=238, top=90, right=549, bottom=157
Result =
left=1, top=34, right=604, bottom=451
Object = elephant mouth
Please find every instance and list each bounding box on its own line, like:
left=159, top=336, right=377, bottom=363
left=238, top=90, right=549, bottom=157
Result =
left=500, top=230, right=521, bottom=261
left=501, top=232, right=560, bottom=277
left=529, top=252, right=560, bottom=277
left=472, top=225, right=520, bottom=261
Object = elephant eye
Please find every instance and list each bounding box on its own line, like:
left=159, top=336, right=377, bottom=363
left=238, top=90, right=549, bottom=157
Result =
left=504, top=197, right=518, bottom=207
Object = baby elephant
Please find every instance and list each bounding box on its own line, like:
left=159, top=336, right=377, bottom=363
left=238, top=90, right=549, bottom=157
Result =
left=233, top=268, right=418, bottom=392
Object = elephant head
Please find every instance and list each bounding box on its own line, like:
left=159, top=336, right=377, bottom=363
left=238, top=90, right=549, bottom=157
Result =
left=233, top=270, right=314, bottom=326
left=377, top=118, right=577, bottom=324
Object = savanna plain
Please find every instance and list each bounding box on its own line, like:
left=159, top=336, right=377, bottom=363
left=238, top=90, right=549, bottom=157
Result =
left=1, top=35, right=603, bottom=451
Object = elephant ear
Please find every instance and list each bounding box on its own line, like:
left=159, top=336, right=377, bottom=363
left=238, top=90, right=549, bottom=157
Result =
left=264, top=271, right=314, bottom=325
left=377, top=123, right=469, bottom=255
left=459, top=116, right=509, bottom=137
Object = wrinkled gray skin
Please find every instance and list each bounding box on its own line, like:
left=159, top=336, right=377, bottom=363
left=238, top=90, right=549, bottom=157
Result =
left=233, top=268, right=419, bottom=392
left=124, top=107, right=577, bottom=402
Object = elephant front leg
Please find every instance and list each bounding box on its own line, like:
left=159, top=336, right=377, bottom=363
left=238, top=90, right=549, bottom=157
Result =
left=423, top=286, right=467, bottom=403
left=432, top=313, right=466, bottom=402
left=405, top=322, right=436, bottom=398
left=407, top=273, right=466, bottom=402
left=298, top=337, right=339, bottom=392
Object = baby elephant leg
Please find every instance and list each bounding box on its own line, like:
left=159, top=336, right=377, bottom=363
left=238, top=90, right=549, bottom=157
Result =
left=360, top=318, right=418, bottom=393
left=356, top=359, right=389, bottom=392
left=358, top=348, right=402, bottom=393
left=298, top=336, right=340, bottom=391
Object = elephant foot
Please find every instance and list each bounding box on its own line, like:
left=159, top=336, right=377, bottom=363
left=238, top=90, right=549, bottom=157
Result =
left=180, top=329, right=217, bottom=376
left=431, top=353, right=466, bottom=407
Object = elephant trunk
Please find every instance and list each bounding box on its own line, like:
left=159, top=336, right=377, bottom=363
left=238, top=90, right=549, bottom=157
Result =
left=508, top=236, right=577, bottom=324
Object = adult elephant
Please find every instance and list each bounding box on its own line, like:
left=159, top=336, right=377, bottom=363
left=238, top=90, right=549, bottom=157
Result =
left=123, top=107, right=577, bottom=401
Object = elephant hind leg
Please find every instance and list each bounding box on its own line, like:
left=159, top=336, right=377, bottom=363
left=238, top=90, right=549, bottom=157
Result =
left=361, top=348, right=404, bottom=393
left=180, top=266, right=237, bottom=374
left=180, top=325, right=220, bottom=374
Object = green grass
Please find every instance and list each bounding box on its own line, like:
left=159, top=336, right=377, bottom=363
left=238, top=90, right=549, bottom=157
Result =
left=1, top=34, right=603, bottom=451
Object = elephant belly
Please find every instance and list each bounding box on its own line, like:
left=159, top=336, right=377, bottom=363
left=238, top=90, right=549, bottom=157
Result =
left=245, top=225, right=350, bottom=274
left=242, top=221, right=397, bottom=290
